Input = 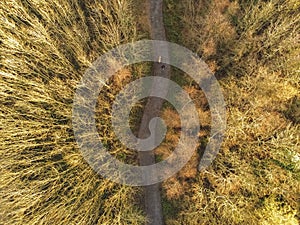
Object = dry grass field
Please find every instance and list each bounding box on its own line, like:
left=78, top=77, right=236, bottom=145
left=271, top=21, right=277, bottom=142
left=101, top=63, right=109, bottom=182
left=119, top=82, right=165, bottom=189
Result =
left=162, top=0, right=299, bottom=224
left=0, top=0, right=299, bottom=224
left=0, top=0, right=145, bottom=224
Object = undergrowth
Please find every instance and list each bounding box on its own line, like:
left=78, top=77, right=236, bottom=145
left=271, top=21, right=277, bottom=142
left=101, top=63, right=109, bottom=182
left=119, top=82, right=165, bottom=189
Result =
left=163, top=0, right=299, bottom=224
left=0, top=0, right=145, bottom=224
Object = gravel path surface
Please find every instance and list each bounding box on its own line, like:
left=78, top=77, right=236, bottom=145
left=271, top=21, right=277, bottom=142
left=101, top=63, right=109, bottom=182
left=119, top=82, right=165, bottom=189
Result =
left=137, top=0, right=170, bottom=224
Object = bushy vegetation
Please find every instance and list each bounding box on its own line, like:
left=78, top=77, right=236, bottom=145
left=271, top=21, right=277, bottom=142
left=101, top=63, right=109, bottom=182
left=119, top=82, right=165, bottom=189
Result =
left=0, top=0, right=145, bottom=224
left=1, top=0, right=299, bottom=224
left=162, top=0, right=299, bottom=224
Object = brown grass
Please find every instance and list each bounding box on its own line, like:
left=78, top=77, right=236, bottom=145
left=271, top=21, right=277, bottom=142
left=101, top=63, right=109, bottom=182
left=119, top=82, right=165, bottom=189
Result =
left=0, top=0, right=145, bottom=224
left=163, top=0, right=300, bottom=224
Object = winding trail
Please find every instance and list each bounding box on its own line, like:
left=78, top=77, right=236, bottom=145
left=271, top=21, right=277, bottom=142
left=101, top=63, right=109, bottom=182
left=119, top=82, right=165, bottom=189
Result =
left=137, top=0, right=170, bottom=224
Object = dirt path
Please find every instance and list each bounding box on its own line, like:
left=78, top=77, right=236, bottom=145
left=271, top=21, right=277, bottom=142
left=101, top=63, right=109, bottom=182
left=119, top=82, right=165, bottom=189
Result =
left=137, top=0, right=170, bottom=225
